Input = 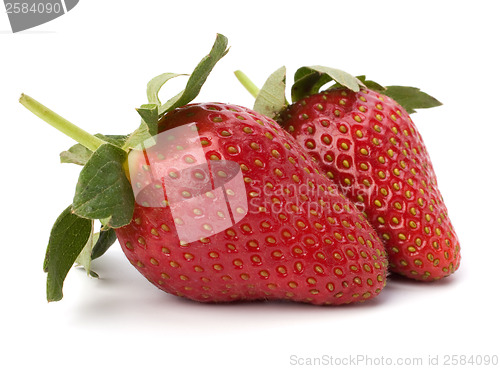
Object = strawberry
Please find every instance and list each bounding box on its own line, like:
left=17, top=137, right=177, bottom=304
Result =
left=21, top=35, right=388, bottom=305
left=115, top=102, right=388, bottom=304
left=236, top=67, right=460, bottom=281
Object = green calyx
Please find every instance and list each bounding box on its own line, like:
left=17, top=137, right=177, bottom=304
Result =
left=20, top=33, right=229, bottom=302
left=235, top=65, right=442, bottom=118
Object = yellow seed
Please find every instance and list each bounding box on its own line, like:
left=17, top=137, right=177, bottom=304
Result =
left=272, top=250, right=283, bottom=258
left=169, top=261, right=180, bottom=268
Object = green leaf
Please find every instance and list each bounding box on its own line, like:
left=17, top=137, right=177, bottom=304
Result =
left=254, top=66, right=287, bottom=119
left=60, top=143, right=92, bottom=165
left=125, top=104, right=159, bottom=152
left=44, top=206, right=92, bottom=302
left=136, top=103, right=159, bottom=137
left=383, top=86, right=442, bottom=114
left=91, top=228, right=117, bottom=260
left=60, top=134, right=128, bottom=166
left=72, top=143, right=135, bottom=228
left=291, top=69, right=328, bottom=102
left=356, top=75, right=386, bottom=92
left=159, top=33, right=229, bottom=115
left=121, top=122, right=156, bottom=151
left=75, top=221, right=96, bottom=275
left=309, top=66, right=362, bottom=91
left=95, top=134, right=129, bottom=148
left=146, top=73, right=186, bottom=106
left=291, top=66, right=362, bottom=103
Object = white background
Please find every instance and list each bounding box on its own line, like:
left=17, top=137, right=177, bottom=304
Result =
left=1, top=1, right=499, bottom=368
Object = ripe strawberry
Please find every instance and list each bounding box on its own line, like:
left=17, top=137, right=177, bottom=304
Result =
left=115, top=102, right=388, bottom=304
left=278, top=87, right=460, bottom=281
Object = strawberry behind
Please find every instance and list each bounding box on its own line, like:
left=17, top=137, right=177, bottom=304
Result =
left=279, top=88, right=460, bottom=281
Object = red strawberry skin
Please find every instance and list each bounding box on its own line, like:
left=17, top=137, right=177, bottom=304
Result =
left=115, top=103, right=388, bottom=305
left=279, top=89, right=460, bottom=281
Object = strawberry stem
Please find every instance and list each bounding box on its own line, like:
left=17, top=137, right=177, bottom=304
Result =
left=19, top=94, right=106, bottom=152
left=234, top=70, right=260, bottom=98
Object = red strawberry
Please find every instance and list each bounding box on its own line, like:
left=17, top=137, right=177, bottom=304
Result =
left=115, top=102, right=388, bottom=304
left=278, top=87, right=460, bottom=281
